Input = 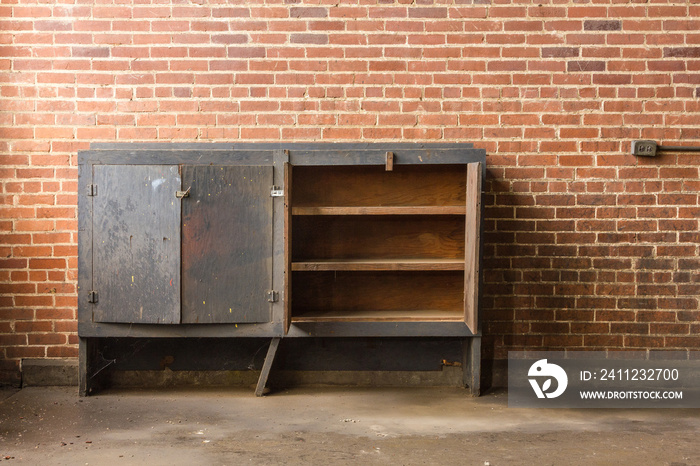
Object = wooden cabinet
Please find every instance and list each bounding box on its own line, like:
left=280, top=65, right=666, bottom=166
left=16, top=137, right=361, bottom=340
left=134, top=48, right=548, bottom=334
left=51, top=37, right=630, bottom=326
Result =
left=78, top=144, right=485, bottom=396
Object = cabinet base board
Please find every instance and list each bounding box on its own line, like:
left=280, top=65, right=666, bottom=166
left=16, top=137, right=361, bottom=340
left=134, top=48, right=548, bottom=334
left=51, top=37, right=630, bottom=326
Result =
left=105, top=367, right=465, bottom=389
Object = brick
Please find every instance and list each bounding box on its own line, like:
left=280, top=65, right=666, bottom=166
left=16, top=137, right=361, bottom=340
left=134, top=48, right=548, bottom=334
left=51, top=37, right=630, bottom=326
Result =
left=622, top=335, right=663, bottom=347
left=408, top=7, right=447, bottom=19
left=212, top=8, right=250, bottom=18
left=227, top=47, right=265, bottom=58
left=664, top=47, right=700, bottom=58
left=34, top=21, right=72, bottom=32
left=369, top=61, right=406, bottom=72
left=47, top=346, right=78, bottom=358
left=593, top=74, right=632, bottom=85
left=15, top=321, right=53, bottom=333
left=542, top=47, right=579, bottom=58
left=290, top=34, right=329, bottom=45
left=567, top=61, right=605, bottom=72
left=27, top=333, right=66, bottom=345
left=584, top=335, right=623, bottom=347
left=666, top=337, right=700, bottom=348
left=290, top=7, right=327, bottom=18
left=6, top=347, right=45, bottom=359
left=648, top=5, right=688, bottom=17
left=583, top=20, right=621, bottom=31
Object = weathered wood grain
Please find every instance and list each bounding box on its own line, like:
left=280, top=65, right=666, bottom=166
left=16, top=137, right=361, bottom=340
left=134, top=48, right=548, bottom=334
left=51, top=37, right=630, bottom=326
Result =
left=292, top=215, right=465, bottom=261
left=289, top=149, right=484, bottom=165
left=284, top=161, right=292, bottom=334
left=287, top=321, right=475, bottom=337
left=181, top=165, right=273, bottom=324
left=463, top=336, right=481, bottom=396
left=92, top=165, right=181, bottom=324
left=291, top=309, right=463, bottom=322
left=292, top=271, right=465, bottom=320
left=292, top=206, right=466, bottom=216
left=90, top=142, right=475, bottom=151
left=292, top=259, right=465, bottom=272
left=292, top=165, right=468, bottom=208
left=464, top=162, right=482, bottom=335
left=255, top=337, right=280, bottom=397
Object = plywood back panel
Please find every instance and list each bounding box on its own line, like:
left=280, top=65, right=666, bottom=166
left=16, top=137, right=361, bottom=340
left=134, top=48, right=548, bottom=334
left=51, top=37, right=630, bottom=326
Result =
left=292, top=215, right=465, bottom=261
left=292, top=271, right=465, bottom=319
left=292, top=165, right=468, bottom=208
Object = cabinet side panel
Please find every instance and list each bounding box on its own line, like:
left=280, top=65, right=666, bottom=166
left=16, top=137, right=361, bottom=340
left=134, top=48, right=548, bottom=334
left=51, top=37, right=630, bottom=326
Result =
left=181, top=165, right=273, bottom=324
left=284, top=162, right=292, bottom=333
left=464, top=162, right=482, bottom=334
left=93, top=165, right=181, bottom=324
left=77, top=159, right=94, bottom=331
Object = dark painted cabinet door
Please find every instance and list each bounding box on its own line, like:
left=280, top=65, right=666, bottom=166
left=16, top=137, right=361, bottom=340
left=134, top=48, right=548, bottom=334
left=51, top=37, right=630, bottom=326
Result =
left=91, top=164, right=274, bottom=325
left=92, top=165, right=182, bottom=324
left=181, top=165, right=273, bottom=324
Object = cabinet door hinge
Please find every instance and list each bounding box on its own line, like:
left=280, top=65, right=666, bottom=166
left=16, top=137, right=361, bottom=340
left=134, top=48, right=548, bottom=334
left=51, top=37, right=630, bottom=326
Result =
left=87, top=184, right=97, bottom=196
left=270, top=186, right=284, bottom=197
left=88, top=290, right=98, bottom=304
left=266, top=290, right=279, bottom=303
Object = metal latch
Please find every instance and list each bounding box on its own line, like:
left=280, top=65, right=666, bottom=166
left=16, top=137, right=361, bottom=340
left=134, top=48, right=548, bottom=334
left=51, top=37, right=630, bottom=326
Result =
left=87, top=184, right=97, bottom=196
left=271, top=186, right=283, bottom=197
left=266, top=290, right=279, bottom=303
left=88, top=290, right=98, bottom=304
left=176, top=187, right=191, bottom=199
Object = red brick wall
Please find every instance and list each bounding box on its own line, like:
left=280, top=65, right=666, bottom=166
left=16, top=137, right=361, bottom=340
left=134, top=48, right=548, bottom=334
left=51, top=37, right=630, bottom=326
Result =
left=1, top=1, right=699, bottom=384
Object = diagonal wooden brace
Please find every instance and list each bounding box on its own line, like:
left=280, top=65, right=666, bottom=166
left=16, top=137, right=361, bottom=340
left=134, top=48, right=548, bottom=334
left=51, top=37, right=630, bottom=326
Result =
left=255, top=337, right=281, bottom=397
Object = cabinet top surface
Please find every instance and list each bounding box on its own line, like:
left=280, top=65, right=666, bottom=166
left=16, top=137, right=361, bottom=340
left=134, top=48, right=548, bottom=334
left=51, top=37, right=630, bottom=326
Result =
left=89, top=142, right=479, bottom=151
left=79, top=143, right=486, bottom=167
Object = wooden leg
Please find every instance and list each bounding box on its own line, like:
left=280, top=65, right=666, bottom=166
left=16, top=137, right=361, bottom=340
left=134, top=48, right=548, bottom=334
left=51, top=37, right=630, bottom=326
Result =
left=80, top=337, right=110, bottom=396
left=462, top=336, right=481, bottom=397
left=79, top=337, right=95, bottom=397
left=255, top=338, right=280, bottom=397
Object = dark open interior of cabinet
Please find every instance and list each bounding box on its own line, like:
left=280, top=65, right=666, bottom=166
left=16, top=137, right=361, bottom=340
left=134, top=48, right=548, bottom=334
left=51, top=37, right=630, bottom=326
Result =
left=290, top=164, right=469, bottom=323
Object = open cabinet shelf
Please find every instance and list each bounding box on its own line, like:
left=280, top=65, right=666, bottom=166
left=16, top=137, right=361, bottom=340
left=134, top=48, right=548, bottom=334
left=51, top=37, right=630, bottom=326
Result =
left=291, top=309, right=464, bottom=323
left=288, top=161, right=482, bottom=335
left=291, top=164, right=469, bottom=209
left=291, top=215, right=466, bottom=261
left=292, top=206, right=467, bottom=216
left=290, top=270, right=466, bottom=322
left=291, top=258, right=466, bottom=272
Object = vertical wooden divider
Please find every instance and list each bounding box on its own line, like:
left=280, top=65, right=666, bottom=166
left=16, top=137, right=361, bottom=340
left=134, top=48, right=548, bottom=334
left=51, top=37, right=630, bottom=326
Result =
left=464, top=162, right=482, bottom=334
left=284, top=160, right=292, bottom=334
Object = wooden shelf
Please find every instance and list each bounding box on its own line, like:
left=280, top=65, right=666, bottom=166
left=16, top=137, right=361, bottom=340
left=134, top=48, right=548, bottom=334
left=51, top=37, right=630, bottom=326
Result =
left=291, top=308, right=464, bottom=323
left=292, top=259, right=465, bottom=272
left=292, top=206, right=466, bottom=216
left=288, top=160, right=481, bottom=337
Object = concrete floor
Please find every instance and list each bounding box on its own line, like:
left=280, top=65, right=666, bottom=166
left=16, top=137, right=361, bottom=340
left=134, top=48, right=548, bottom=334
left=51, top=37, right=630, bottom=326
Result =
left=0, top=386, right=698, bottom=465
